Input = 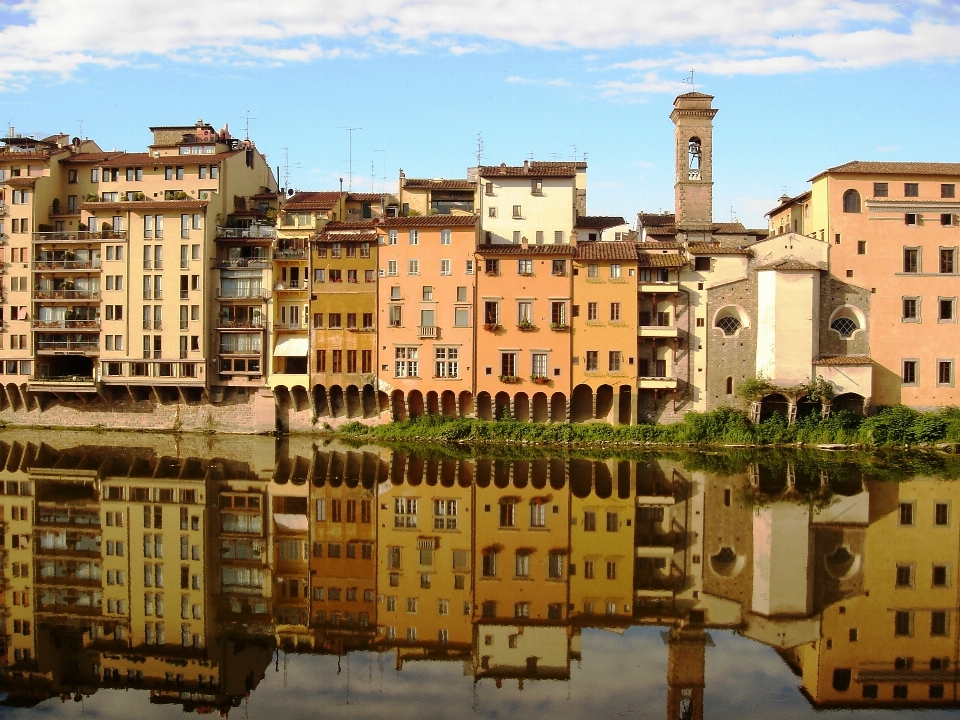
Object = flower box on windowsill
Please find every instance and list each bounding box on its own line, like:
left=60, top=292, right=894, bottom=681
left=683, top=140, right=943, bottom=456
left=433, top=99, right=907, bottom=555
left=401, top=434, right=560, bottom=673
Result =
left=516, top=321, right=536, bottom=332
left=499, top=375, right=522, bottom=384
left=483, top=323, right=501, bottom=332
left=518, top=271, right=533, bottom=277
left=530, top=375, right=550, bottom=385
left=550, top=323, right=569, bottom=331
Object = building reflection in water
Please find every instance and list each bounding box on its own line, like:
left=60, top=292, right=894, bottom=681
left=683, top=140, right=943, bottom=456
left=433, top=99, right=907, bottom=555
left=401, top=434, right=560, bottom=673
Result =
left=0, top=431, right=955, bottom=715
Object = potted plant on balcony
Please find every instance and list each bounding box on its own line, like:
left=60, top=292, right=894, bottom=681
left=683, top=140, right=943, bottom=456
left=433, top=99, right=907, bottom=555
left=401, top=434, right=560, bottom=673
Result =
left=134, top=191, right=146, bottom=201
left=499, top=374, right=522, bottom=384
left=483, top=323, right=501, bottom=332
left=550, top=322, right=569, bottom=331
left=530, top=374, right=550, bottom=385
left=516, top=320, right=536, bottom=331
left=175, top=191, right=189, bottom=200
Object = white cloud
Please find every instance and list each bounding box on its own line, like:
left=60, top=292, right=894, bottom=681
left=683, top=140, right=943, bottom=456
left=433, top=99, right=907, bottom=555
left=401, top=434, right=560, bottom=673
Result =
left=1, top=0, right=960, bottom=90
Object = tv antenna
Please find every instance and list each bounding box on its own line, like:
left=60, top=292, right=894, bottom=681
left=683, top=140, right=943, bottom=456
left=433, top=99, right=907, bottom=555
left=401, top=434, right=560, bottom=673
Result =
left=681, top=69, right=696, bottom=92
left=475, top=132, right=484, bottom=166
left=374, top=150, right=386, bottom=192
left=339, top=127, right=362, bottom=191
left=281, top=148, right=290, bottom=191
left=243, top=110, right=257, bottom=141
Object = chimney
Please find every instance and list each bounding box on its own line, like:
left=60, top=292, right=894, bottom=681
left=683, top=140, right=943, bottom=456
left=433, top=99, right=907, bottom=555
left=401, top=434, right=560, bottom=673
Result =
left=523, top=159, right=530, bottom=173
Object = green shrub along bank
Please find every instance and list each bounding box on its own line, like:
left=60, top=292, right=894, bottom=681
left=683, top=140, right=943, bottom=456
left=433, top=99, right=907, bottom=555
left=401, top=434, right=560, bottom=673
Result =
left=338, top=405, right=960, bottom=448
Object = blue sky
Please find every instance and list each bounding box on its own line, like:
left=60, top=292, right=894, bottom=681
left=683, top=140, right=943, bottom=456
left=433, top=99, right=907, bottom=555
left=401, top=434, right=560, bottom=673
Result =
left=2, top=0, right=960, bottom=226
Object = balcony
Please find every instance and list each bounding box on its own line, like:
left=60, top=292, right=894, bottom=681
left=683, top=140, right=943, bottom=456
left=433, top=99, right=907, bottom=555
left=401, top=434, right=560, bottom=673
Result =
left=33, top=290, right=101, bottom=301
left=28, top=375, right=97, bottom=392
left=638, top=281, right=678, bottom=293
left=418, top=325, right=439, bottom=339
left=35, top=339, right=100, bottom=353
left=32, top=320, right=100, bottom=330
left=33, top=230, right=127, bottom=242
left=216, top=226, right=276, bottom=240
left=274, top=249, right=307, bottom=261
left=48, top=205, right=81, bottom=217
left=34, top=260, right=101, bottom=271
left=275, top=323, right=306, bottom=332
left=217, top=289, right=267, bottom=300
left=638, top=325, right=678, bottom=338
left=637, top=377, right=677, bottom=390
left=216, top=258, right=271, bottom=269
left=273, top=283, right=308, bottom=293
left=218, top=319, right=265, bottom=330
left=0, top=204, right=7, bottom=215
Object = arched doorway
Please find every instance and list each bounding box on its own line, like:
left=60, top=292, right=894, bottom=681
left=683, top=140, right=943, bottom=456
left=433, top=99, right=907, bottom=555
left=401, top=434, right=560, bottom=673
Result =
left=570, top=384, right=593, bottom=423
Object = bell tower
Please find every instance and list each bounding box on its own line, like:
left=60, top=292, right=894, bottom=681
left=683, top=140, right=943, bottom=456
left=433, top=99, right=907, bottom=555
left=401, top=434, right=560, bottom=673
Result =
left=671, top=92, right=717, bottom=231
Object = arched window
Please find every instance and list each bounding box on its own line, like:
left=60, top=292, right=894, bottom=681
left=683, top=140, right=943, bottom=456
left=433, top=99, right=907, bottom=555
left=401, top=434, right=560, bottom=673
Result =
left=832, top=668, right=852, bottom=692
left=725, top=377, right=734, bottom=395
left=831, top=317, right=858, bottom=337
left=715, top=306, right=749, bottom=336
left=688, top=137, right=702, bottom=180
left=716, top=316, right=741, bottom=335
left=843, top=189, right=861, bottom=213
left=829, top=306, right=865, bottom=338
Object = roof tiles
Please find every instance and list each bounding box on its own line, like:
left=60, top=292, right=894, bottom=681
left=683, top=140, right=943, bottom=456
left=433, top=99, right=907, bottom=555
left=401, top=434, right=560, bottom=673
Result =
left=575, top=241, right=638, bottom=261
left=402, top=179, right=476, bottom=190
left=282, top=191, right=344, bottom=211
left=478, top=161, right=587, bottom=178
left=813, top=355, right=873, bottom=366
left=379, top=215, right=477, bottom=228
left=575, top=216, right=627, bottom=230
left=476, top=243, right=576, bottom=256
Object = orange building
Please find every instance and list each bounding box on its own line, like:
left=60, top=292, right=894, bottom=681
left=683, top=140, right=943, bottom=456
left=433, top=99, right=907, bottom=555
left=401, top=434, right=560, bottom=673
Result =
left=474, top=243, right=574, bottom=422
left=377, top=216, right=478, bottom=420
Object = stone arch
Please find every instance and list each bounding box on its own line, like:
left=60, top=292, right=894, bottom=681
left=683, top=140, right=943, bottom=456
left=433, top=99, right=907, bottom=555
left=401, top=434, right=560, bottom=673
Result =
left=550, top=392, right=567, bottom=423
left=378, top=390, right=390, bottom=414
left=361, top=384, right=377, bottom=418
left=595, top=384, right=614, bottom=420
left=345, top=385, right=361, bottom=418
left=709, top=546, right=747, bottom=578
left=832, top=392, right=866, bottom=417
left=494, top=392, right=511, bottom=420
left=758, top=392, right=790, bottom=422
left=407, top=390, right=424, bottom=418
left=796, top=396, right=822, bottom=419
left=476, top=392, right=492, bottom=421
left=594, top=463, right=612, bottom=498
left=513, top=461, right=528, bottom=488
left=5, top=383, right=21, bottom=412
left=274, top=386, right=291, bottom=431
left=618, top=385, right=632, bottom=425
left=440, top=390, right=457, bottom=418
left=570, top=384, right=593, bottom=423
left=832, top=668, right=852, bottom=693
left=829, top=305, right=866, bottom=339
left=425, top=391, right=440, bottom=417
left=513, top=392, right=530, bottom=422
left=714, top=305, right=750, bottom=337
left=291, top=385, right=309, bottom=413
left=328, top=385, right=345, bottom=418
left=531, top=392, right=549, bottom=423
left=531, top=459, right=548, bottom=488
left=391, top=390, right=406, bottom=422
left=570, top=460, right=593, bottom=498
left=458, top=391, right=474, bottom=418
left=842, top=189, right=861, bottom=214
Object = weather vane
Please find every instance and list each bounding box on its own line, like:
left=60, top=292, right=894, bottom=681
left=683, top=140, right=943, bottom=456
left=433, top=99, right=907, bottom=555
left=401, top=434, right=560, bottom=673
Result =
left=681, top=69, right=695, bottom=92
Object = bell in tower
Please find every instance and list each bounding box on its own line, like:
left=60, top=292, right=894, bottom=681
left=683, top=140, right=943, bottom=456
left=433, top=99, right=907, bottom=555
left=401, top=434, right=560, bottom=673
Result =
left=671, top=92, right=718, bottom=233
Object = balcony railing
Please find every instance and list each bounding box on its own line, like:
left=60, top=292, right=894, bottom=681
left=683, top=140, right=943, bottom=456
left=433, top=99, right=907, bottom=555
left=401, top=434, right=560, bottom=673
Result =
left=217, top=289, right=267, bottom=300
left=274, top=249, right=307, bottom=260
left=29, top=374, right=95, bottom=385
left=218, top=319, right=265, bottom=329
left=418, top=325, right=439, bottom=339
left=0, top=204, right=7, bottom=215
left=36, top=340, right=100, bottom=352
left=34, top=290, right=101, bottom=300
left=216, top=226, right=276, bottom=239
left=273, top=283, right=308, bottom=292
left=216, top=258, right=270, bottom=268
left=32, top=319, right=100, bottom=330
left=33, top=260, right=101, bottom=271
left=33, top=230, right=127, bottom=242
left=49, top=205, right=81, bottom=216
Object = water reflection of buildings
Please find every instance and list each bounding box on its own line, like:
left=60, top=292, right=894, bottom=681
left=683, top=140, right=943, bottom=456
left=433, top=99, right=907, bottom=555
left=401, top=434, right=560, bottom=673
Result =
left=0, top=434, right=956, bottom=714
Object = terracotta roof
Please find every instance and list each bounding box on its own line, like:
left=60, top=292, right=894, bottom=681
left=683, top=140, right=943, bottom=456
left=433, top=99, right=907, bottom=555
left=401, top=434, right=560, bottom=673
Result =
left=638, top=241, right=684, bottom=250
left=250, top=192, right=278, bottom=200
left=3, top=177, right=38, bottom=186
left=813, top=355, right=873, bottom=366
left=637, top=213, right=676, bottom=227
left=478, top=161, right=587, bottom=178
left=313, top=231, right=378, bottom=244
left=96, top=151, right=241, bottom=168
left=712, top=222, right=748, bottom=234
left=638, top=253, right=686, bottom=268
left=346, top=192, right=389, bottom=202
left=755, top=259, right=822, bottom=272
left=747, top=229, right=770, bottom=238
left=323, top=221, right=379, bottom=231
left=676, top=91, right=714, bottom=100
left=476, top=243, right=576, bottom=256
left=812, top=160, right=960, bottom=182
left=379, top=215, right=477, bottom=228
left=0, top=151, right=55, bottom=161
left=688, top=243, right=750, bottom=256
left=282, top=191, right=343, bottom=211
left=81, top=199, right=208, bottom=211
left=645, top=226, right=677, bottom=237
left=575, top=241, right=638, bottom=261
left=402, top=178, right=476, bottom=190
left=59, top=152, right=124, bottom=165
left=766, top=190, right=812, bottom=218
left=575, top=216, right=627, bottom=230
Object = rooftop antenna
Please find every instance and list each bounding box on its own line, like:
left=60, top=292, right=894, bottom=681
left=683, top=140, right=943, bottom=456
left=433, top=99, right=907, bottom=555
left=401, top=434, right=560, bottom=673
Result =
left=374, top=150, right=386, bottom=192
left=339, top=127, right=362, bottom=191
left=475, top=132, right=484, bottom=166
left=78, top=120, right=83, bottom=141
left=569, top=144, right=579, bottom=161
left=730, top=205, right=736, bottom=222
left=281, top=148, right=290, bottom=192
left=371, top=161, right=376, bottom=192
left=681, top=69, right=695, bottom=92
left=243, top=110, right=257, bottom=141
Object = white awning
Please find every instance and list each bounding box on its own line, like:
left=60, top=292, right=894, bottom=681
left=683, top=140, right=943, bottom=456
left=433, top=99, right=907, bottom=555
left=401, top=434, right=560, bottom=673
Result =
left=274, top=337, right=308, bottom=357
left=274, top=513, right=308, bottom=532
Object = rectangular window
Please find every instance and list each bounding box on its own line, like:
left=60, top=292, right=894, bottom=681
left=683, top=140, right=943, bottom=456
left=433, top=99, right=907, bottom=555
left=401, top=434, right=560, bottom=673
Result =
left=858, top=241, right=866, bottom=255
left=932, top=611, right=949, bottom=636
left=583, top=511, right=596, bottom=531
left=408, top=259, right=419, bottom=275
left=938, top=360, right=953, bottom=386
left=941, top=249, right=956, bottom=273
left=904, top=248, right=919, bottom=273
left=903, top=298, right=919, bottom=321
left=940, top=299, right=955, bottom=321
left=500, top=352, right=516, bottom=377
left=387, top=260, right=398, bottom=276
left=902, top=360, right=918, bottom=385
left=439, top=259, right=451, bottom=275
left=935, top=502, right=949, bottom=526
left=894, top=611, right=913, bottom=636
left=874, top=182, right=889, bottom=197
left=900, top=502, right=915, bottom=526
left=943, top=184, right=956, bottom=199
left=586, top=351, right=598, bottom=371
left=905, top=183, right=919, bottom=197
left=610, top=302, right=621, bottom=321
left=587, top=302, right=598, bottom=321
left=552, top=259, right=566, bottom=276
left=532, top=353, right=548, bottom=378
left=896, top=564, right=913, bottom=587
left=608, top=351, right=621, bottom=372
left=395, top=347, right=418, bottom=377
left=610, top=264, right=621, bottom=278
left=408, top=230, right=418, bottom=245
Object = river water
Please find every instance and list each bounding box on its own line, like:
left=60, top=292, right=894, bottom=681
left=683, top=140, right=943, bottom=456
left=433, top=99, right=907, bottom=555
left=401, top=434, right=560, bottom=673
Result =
left=0, top=428, right=956, bottom=719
